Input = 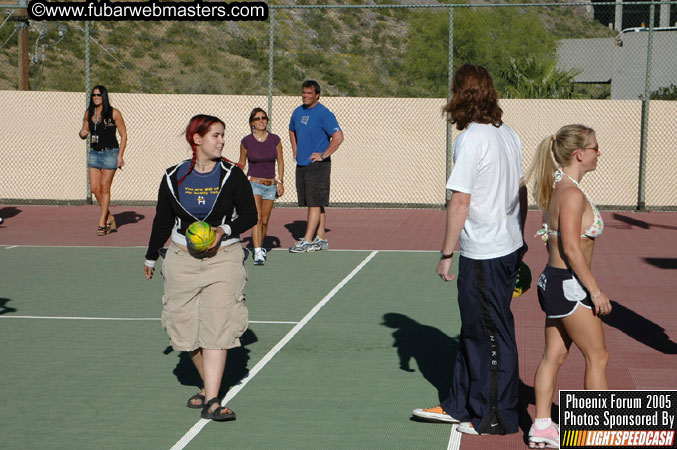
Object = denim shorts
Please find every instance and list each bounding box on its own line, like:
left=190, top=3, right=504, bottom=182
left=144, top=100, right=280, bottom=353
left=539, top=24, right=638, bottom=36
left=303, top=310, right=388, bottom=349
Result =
left=250, top=180, right=277, bottom=201
left=88, top=148, right=119, bottom=170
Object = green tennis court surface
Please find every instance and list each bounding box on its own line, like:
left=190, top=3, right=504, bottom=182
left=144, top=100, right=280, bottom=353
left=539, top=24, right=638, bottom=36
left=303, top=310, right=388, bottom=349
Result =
left=0, top=246, right=462, bottom=450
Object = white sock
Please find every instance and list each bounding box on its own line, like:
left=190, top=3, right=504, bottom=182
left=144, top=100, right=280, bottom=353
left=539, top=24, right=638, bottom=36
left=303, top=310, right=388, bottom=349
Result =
left=255, top=247, right=261, bottom=254
left=535, top=418, right=552, bottom=430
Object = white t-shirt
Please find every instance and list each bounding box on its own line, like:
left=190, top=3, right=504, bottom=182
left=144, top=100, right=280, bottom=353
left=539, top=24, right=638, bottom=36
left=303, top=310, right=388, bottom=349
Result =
left=446, top=122, right=524, bottom=260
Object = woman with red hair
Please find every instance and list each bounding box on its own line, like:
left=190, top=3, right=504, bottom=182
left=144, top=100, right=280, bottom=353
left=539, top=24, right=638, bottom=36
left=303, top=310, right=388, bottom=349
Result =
left=144, top=114, right=257, bottom=421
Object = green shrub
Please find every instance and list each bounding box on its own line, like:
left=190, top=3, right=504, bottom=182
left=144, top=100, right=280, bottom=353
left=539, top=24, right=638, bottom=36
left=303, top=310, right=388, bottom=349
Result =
left=651, top=84, right=677, bottom=100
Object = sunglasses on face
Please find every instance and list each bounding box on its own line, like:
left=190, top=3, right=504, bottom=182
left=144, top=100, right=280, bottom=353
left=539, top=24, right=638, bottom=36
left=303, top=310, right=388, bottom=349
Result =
left=252, top=116, right=268, bottom=122
left=91, top=93, right=102, bottom=97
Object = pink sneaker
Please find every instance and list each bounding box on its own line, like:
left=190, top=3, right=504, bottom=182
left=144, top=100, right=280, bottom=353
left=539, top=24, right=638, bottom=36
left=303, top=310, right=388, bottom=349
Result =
left=528, top=423, right=559, bottom=449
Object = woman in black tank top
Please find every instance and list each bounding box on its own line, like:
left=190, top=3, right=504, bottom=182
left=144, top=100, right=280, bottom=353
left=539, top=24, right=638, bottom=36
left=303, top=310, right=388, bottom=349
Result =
left=78, top=85, right=127, bottom=236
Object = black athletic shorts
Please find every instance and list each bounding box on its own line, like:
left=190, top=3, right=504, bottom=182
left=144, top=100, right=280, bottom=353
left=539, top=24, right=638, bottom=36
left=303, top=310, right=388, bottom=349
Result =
left=296, top=159, right=331, bottom=207
left=536, top=266, right=594, bottom=318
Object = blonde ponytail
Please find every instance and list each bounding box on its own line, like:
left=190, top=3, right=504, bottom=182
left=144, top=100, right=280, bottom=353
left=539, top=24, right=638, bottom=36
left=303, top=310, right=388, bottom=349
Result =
left=527, top=136, right=557, bottom=211
left=526, top=124, right=595, bottom=211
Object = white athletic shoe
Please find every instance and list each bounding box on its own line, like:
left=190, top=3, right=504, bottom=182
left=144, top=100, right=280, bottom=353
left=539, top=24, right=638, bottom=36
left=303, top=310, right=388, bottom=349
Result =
left=289, top=239, right=316, bottom=253
left=312, top=237, right=329, bottom=251
left=253, top=249, right=265, bottom=265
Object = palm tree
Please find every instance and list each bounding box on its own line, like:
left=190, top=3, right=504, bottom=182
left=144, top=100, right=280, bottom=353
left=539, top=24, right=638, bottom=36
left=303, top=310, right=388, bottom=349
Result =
left=500, top=56, right=580, bottom=99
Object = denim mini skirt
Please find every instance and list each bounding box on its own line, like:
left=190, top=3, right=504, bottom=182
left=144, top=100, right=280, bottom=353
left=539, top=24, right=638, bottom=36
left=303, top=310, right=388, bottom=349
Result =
left=88, top=148, right=119, bottom=170
left=250, top=180, right=277, bottom=201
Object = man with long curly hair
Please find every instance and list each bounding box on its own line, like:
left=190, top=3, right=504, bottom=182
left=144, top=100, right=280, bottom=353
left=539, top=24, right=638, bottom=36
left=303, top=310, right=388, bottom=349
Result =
left=413, top=64, right=528, bottom=437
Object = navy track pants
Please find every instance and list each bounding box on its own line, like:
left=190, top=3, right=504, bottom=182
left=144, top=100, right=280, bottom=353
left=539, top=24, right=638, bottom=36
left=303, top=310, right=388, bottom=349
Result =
left=441, top=250, right=521, bottom=435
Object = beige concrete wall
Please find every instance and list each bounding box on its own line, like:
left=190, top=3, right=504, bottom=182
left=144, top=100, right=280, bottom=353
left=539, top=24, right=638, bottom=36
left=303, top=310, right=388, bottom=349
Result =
left=0, top=91, right=675, bottom=208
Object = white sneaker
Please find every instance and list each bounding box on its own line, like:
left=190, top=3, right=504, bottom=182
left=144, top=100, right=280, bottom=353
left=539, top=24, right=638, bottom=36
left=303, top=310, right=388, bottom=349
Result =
left=312, top=237, right=329, bottom=251
left=289, top=239, right=316, bottom=253
left=261, top=248, right=267, bottom=261
left=253, top=249, right=264, bottom=265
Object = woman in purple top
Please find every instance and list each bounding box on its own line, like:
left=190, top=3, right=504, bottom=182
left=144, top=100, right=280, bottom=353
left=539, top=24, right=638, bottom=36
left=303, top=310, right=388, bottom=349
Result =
left=238, top=108, right=285, bottom=266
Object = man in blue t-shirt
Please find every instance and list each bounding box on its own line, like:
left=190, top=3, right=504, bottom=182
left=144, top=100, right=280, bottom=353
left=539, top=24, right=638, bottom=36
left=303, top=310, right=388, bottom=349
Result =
left=288, top=80, right=344, bottom=253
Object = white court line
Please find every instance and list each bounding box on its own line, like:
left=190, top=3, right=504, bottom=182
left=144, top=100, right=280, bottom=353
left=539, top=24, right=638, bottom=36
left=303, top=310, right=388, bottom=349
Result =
left=0, top=244, right=435, bottom=253
left=0, top=244, right=147, bottom=248
left=170, top=250, right=379, bottom=450
left=447, top=424, right=461, bottom=450
left=0, top=316, right=297, bottom=324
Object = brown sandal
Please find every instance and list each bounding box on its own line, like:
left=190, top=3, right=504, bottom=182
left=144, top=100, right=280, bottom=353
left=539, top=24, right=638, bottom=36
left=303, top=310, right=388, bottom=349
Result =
left=97, top=226, right=107, bottom=236
left=106, top=215, right=117, bottom=232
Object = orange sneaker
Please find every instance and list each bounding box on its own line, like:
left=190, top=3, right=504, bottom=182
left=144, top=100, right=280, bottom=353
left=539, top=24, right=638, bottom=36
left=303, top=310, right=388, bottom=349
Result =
left=412, top=405, right=460, bottom=423
left=457, top=422, right=480, bottom=435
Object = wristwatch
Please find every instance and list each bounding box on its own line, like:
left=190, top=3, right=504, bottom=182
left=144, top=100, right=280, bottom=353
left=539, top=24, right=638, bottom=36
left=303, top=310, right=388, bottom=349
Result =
left=440, top=251, right=454, bottom=260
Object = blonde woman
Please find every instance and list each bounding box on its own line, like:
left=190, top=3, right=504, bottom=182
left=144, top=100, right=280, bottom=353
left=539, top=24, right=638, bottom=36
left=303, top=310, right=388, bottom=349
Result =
left=526, top=124, right=611, bottom=449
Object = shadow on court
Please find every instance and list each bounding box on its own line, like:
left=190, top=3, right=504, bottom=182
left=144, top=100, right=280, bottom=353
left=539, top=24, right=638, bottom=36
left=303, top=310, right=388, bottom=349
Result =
left=602, top=300, right=677, bottom=354
left=284, top=220, right=307, bottom=241
left=643, top=257, right=677, bottom=270
left=382, top=313, right=457, bottom=403
left=164, top=329, right=259, bottom=394
left=0, top=206, right=21, bottom=223
left=284, top=220, right=331, bottom=241
left=241, top=235, right=282, bottom=250
left=610, top=213, right=677, bottom=231
left=113, top=210, right=146, bottom=228
left=0, top=298, right=17, bottom=315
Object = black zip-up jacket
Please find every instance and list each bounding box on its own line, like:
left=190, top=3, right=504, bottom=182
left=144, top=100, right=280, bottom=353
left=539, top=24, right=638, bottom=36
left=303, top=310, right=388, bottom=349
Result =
left=145, top=159, right=257, bottom=262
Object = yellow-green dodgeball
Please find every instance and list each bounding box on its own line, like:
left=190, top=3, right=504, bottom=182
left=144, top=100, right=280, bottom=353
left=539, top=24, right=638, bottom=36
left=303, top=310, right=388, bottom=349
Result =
left=513, top=261, right=532, bottom=298
left=185, top=221, right=216, bottom=252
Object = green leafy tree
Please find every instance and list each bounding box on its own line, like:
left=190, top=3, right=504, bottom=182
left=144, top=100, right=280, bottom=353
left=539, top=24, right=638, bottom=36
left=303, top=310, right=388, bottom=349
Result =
left=400, top=7, right=557, bottom=97
left=397, top=10, right=450, bottom=96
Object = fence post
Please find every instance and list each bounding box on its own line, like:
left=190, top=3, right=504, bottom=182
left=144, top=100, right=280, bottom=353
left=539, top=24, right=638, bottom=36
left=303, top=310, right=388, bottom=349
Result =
left=17, top=0, right=30, bottom=90
left=267, top=8, right=275, bottom=128
left=85, top=20, right=91, bottom=204
left=445, top=6, right=454, bottom=205
left=637, top=2, right=655, bottom=211
left=614, top=1, right=623, bottom=31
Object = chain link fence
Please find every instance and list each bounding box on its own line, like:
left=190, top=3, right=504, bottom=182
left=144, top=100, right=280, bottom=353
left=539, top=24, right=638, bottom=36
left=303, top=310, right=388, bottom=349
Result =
left=1, top=1, right=676, bottom=210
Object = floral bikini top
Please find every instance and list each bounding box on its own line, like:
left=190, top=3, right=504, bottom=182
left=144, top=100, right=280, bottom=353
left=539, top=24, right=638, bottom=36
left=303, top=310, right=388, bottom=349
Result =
left=536, top=169, right=604, bottom=242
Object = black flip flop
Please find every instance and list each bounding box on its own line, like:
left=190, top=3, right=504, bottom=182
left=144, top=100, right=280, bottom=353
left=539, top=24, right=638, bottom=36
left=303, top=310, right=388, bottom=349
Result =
left=201, top=397, right=236, bottom=421
left=186, top=393, right=205, bottom=409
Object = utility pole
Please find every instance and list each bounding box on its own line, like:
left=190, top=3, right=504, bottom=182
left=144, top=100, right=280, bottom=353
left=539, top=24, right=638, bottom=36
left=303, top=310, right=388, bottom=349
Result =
left=17, top=0, right=30, bottom=90
left=614, top=1, right=623, bottom=31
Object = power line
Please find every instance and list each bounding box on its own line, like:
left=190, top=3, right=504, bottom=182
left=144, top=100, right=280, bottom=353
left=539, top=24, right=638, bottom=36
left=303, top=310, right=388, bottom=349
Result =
left=71, top=22, right=132, bottom=73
